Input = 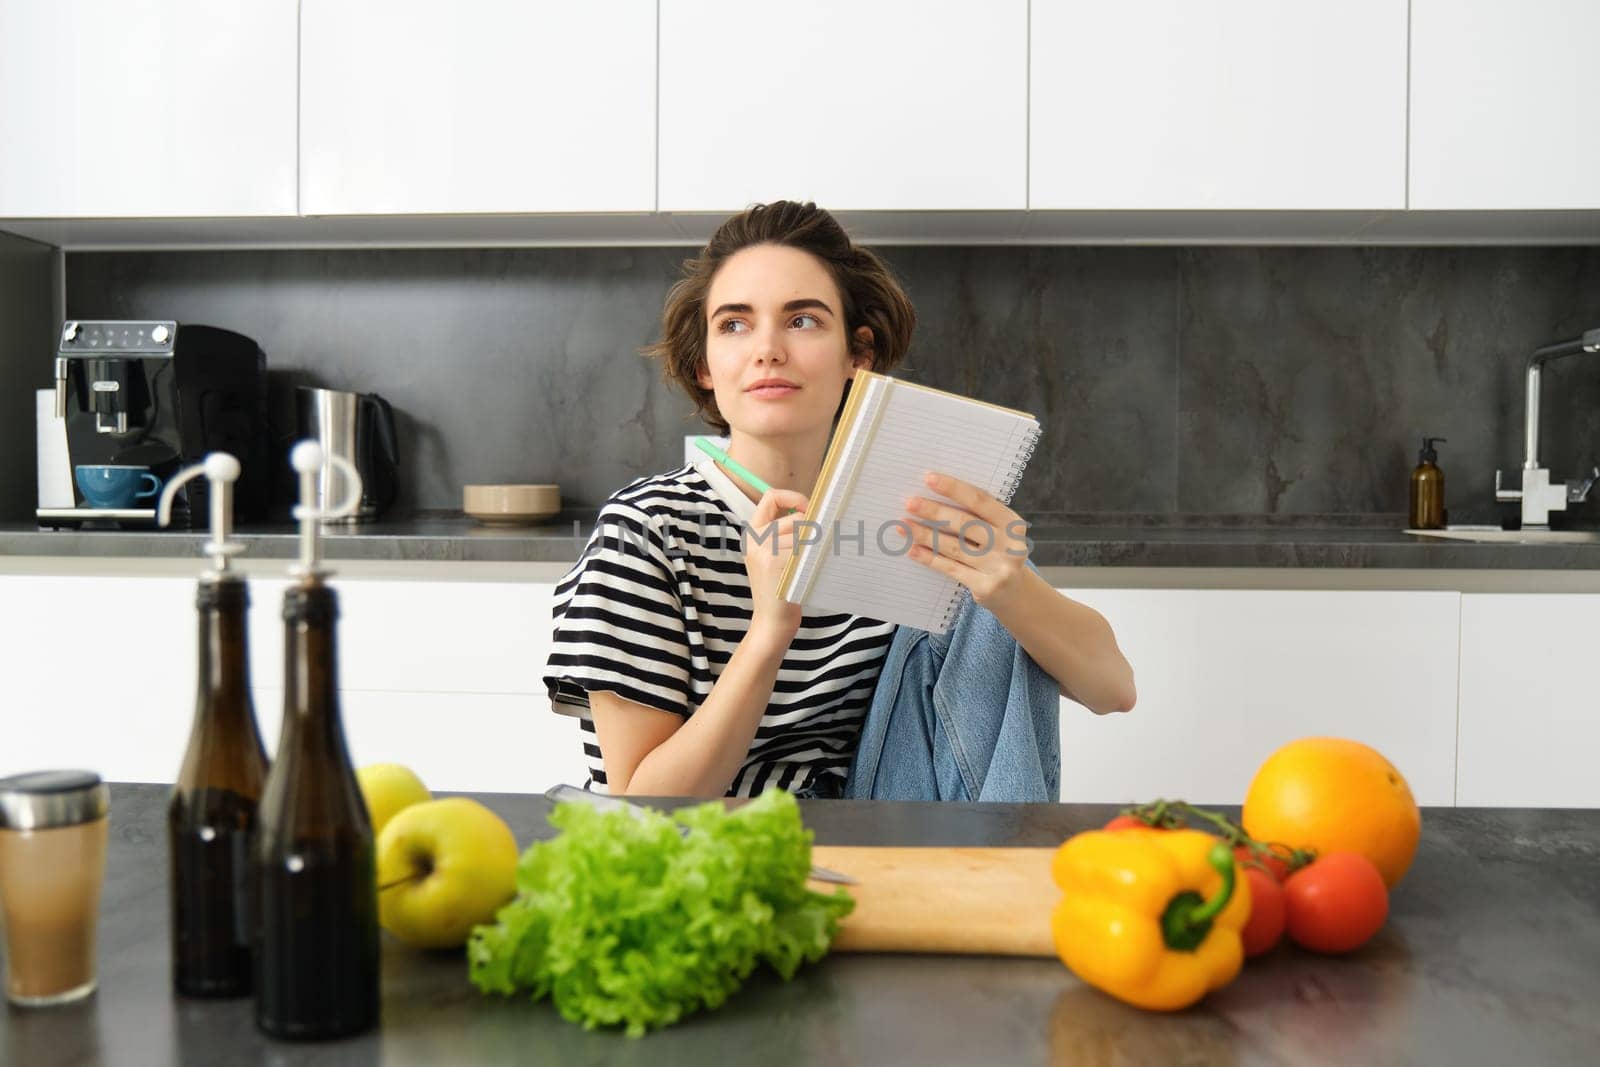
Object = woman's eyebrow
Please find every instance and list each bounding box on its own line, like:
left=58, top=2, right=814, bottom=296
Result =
left=709, top=298, right=836, bottom=318
left=782, top=298, right=835, bottom=316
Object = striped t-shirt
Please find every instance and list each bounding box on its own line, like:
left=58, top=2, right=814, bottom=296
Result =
left=544, top=456, right=897, bottom=797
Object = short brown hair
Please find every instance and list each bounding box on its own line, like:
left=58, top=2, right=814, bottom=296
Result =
left=643, top=201, right=916, bottom=434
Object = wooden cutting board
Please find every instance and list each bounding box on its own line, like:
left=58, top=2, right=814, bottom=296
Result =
left=808, top=846, right=1059, bottom=957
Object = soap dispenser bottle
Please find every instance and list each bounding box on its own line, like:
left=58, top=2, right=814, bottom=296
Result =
left=160, top=453, right=269, bottom=998
left=253, top=442, right=380, bottom=1040
left=1409, top=436, right=1448, bottom=530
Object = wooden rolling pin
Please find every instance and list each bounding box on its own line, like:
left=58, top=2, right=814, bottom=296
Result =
left=808, top=846, right=1059, bottom=957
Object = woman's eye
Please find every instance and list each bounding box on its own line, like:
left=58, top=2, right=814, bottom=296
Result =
left=790, top=313, right=821, bottom=329
left=717, top=318, right=748, bottom=334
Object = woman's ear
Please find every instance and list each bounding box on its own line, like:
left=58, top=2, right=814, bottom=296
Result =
left=694, top=358, right=712, bottom=390
left=850, top=326, right=876, bottom=374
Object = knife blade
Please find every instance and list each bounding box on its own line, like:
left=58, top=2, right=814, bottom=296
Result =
left=542, top=783, right=856, bottom=885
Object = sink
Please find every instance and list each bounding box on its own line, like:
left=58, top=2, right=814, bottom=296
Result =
left=1405, top=525, right=1600, bottom=545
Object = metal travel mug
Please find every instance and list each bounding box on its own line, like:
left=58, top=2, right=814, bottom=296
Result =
left=0, top=771, right=111, bottom=1006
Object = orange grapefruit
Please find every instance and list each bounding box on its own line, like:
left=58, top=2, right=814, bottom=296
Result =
left=1242, top=737, right=1421, bottom=888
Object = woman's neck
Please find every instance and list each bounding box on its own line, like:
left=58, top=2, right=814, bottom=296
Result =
left=721, top=429, right=831, bottom=503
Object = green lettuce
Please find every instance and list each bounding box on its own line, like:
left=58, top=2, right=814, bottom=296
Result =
left=467, top=789, right=854, bottom=1036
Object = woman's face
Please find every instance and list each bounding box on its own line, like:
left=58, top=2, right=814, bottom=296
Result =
left=697, top=243, right=871, bottom=440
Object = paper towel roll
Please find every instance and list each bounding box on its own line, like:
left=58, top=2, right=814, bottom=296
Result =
left=35, top=389, right=73, bottom=509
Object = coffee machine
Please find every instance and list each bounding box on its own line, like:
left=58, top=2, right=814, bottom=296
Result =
left=37, top=320, right=273, bottom=529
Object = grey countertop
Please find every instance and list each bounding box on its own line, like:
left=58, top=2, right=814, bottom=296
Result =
left=6, top=514, right=1600, bottom=569
left=3, top=784, right=1597, bottom=1066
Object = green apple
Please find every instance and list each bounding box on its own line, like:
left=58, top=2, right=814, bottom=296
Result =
left=357, top=763, right=432, bottom=837
left=376, top=797, right=519, bottom=949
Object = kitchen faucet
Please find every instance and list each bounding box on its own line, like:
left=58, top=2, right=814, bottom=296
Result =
left=1495, top=327, right=1600, bottom=527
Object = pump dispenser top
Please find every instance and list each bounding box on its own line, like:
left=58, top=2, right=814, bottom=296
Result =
left=288, top=440, right=364, bottom=579
left=158, top=453, right=245, bottom=576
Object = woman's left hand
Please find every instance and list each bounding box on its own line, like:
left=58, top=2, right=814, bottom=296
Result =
left=903, top=472, right=1032, bottom=609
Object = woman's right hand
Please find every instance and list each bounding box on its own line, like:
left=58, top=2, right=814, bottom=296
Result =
left=743, top=489, right=811, bottom=640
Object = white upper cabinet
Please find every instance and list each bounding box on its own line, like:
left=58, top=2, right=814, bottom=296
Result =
left=657, top=0, right=1026, bottom=212
left=1410, top=0, right=1600, bottom=210
left=1030, top=0, right=1407, bottom=210
left=299, top=1, right=655, bottom=215
left=0, top=0, right=297, bottom=218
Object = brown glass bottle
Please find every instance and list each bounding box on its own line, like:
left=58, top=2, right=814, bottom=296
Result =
left=1409, top=436, right=1448, bottom=530
left=253, top=579, right=379, bottom=1040
left=168, top=576, right=268, bottom=997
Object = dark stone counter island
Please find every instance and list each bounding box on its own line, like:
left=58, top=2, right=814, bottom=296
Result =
left=3, top=784, right=1597, bottom=1066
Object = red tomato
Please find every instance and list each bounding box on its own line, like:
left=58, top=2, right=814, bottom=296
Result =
left=1239, top=866, right=1286, bottom=958
left=1283, top=852, right=1389, bottom=954
left=1233, top=844, right=1290, bottom=882
left=1103, top=814, right=1155, bottom=831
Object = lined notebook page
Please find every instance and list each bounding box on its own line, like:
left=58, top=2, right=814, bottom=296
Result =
left=800, top=380, right=1039, bottom=633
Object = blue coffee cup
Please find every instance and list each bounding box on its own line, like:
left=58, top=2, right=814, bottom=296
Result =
left=75, top=465, right=162, bottom=509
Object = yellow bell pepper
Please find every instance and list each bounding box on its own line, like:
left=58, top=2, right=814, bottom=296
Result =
left=1051, top=828, right=1250, bottom=1011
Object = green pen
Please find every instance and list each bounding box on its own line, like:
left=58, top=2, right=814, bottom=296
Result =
left=695, top=437, right=799, bottom=513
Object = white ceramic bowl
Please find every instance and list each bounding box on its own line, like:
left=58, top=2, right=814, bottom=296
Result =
left=463, top=484, right=561, bottom=526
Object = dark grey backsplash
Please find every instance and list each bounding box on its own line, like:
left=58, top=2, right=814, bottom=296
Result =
left=64, top=245, right=1600, bottom=522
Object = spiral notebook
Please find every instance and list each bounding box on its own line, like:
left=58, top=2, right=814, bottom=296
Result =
left=776, top=370, right=1041, bottom=633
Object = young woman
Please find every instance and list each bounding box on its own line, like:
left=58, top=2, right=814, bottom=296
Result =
left=544, top=202, right=1135, bottom=800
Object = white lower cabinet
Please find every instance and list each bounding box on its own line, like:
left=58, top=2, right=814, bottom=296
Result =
left=1456, top=594, right=1600, bottom=808
left=1, top=576, right=196, bottom=784
left=0, top=574, right=587, bottom=794
left=4, top=572, right=1594, bottom=807
left=1055, top=589, right=1461, bottom=807
left=250, top=689, right=585, bottom=796
left=244, top=578, right=555, bottom=697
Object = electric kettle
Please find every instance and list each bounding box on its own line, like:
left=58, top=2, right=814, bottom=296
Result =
left=294, top=387, right=399, bottom=523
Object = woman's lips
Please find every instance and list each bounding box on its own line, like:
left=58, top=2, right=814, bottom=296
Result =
left=747, top=384, right=799, bottom=399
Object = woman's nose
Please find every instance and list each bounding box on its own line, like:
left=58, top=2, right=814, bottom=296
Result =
left=753, top=323, right=787, bottom=363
